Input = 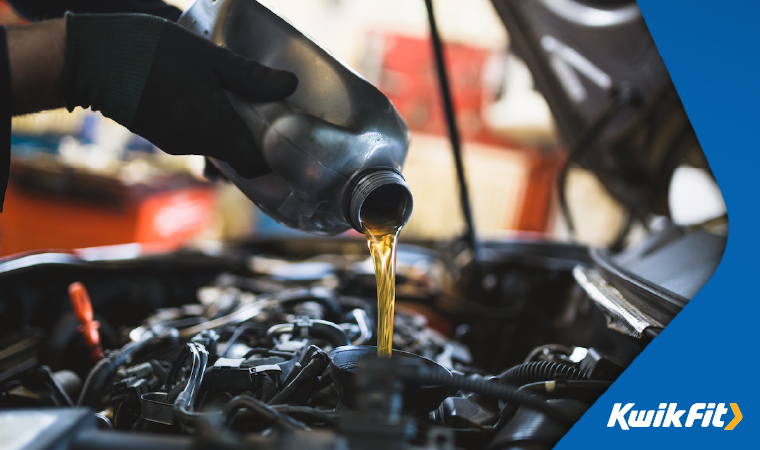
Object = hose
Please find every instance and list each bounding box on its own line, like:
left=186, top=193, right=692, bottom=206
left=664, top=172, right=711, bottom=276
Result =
left=520, top=380, right=612, bottom=404
left=556, top=83, right=637, bottom=238
left=178, top=299, right=273, bottom=338
left=223, top=395, right=307, bottom=431
left=271, top=405, right=337, bottom=427
left=266, top=319, right=350, bottom=348
left=498, top=361, right=588, bottom=387
left=173, top=342, right=209, bottom=429
left=243, top=348, right=298, bottom=359
left=277, top=288, right=343, bottom=323
left=77, top=333, right=158, bottom=407
left=398, top=365, right=583, bottom=425
left=220, top=323, right=255, bottom=358
left=166, top=347, right=191, bottom=388
left=268, top=349, right=329, bottom=405
left=348, top=309, right=371, bottom=345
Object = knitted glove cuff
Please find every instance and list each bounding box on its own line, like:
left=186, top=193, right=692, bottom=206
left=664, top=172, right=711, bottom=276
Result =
left=63, top=13, right=166, bottom=127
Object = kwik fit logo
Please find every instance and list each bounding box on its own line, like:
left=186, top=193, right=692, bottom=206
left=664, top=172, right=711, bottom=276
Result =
left=608, top=403, right=742, bottom=430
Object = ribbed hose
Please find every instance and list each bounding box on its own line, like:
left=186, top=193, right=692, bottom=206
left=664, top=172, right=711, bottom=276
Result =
left=399, top=366, right=583, bottom=425
left=499, top=361, right=588, bottom=386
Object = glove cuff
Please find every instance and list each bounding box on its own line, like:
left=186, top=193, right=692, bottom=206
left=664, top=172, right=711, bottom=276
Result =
left=64, top=13, right=166, bottom=127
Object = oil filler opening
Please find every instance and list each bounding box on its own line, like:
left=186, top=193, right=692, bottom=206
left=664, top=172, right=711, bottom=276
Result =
left=346, top=169, right=413, bottom=233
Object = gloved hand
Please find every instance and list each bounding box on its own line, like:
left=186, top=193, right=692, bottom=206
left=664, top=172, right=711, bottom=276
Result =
left=63, top=13, right=298, bottom=178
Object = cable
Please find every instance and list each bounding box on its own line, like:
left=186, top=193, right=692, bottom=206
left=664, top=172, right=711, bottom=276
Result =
left=77, top=333, right=158, bottom=407
left=266, top=319, right=351, bottom=348
left=268, top=349, right=329, bottom=406
left=223, top=395, right=307, bottom=431
left=557, top=84, right=636, bottom=238
left=178, top=299, right=274, bottom=338
left=608, top=213, right=634, bottom=252
left=518, top=380, right=612, bottom=405
left=347, top=309, right=371, bottom=345
left=271, top=405, right=337, bottom=427
left=166, top=347, right=190, bottom=387
left=398, top=365, right=583, bottom=425
left=424, top=0, right=480, bottom=266
left=173, top=342, right=209, bottom=430
left=220, top=324, right=253, bottom=358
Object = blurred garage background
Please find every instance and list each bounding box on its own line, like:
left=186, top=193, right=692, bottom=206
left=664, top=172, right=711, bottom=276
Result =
left=0, top=0, right=724, bottom=256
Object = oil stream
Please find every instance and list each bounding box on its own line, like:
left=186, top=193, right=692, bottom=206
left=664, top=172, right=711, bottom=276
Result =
left=359, top=180, right=410, bottom=357
left=364, top=222, right=401, bottom=357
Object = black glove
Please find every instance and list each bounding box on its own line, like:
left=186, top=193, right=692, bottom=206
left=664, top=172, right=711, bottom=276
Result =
left=63, top=13, right=298, bottom=178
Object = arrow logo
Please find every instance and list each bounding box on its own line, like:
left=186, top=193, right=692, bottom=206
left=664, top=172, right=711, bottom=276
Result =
left=724, top=403, right=742, bottom=430
left=607, top=403, right=743, bottom=430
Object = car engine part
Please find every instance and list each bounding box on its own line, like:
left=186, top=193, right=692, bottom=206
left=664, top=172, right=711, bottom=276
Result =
left=0, top=237, right=660, bottom=450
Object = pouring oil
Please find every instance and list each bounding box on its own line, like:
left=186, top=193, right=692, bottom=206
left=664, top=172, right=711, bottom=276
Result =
left=359, top=181, right=411, bottom=357
left=364, top=221, right=401, bottom=357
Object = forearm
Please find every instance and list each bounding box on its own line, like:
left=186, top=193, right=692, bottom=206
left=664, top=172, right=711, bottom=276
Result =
left=7, top=19, right=66, bottom=115
left=2, top=12, right=296, bottom=180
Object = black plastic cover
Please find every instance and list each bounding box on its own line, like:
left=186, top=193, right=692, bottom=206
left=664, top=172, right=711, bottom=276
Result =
left=491, top=0, right=708, bottom=218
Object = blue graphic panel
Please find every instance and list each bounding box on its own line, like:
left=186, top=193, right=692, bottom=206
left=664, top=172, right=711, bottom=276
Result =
left=558, top=1, right=757, bottom=447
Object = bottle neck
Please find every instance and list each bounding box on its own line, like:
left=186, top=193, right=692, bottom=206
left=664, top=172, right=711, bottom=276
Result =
left=345, top=169, right=413, bottom=233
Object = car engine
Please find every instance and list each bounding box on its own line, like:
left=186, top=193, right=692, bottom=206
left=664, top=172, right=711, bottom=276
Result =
left=0, top=235, right=686, bottom=450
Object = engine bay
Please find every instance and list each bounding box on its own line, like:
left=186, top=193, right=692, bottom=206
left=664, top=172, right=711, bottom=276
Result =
left=0, top=236, right=673, bottom=450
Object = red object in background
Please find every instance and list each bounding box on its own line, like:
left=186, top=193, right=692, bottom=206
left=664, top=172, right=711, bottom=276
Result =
left=375, top=33, right=564, bottom=233
left=515, top=150, right=567, bottom=233
left=135, top=187, right=215, bottom=247
left=0, top=163, right=215, bottom=256
left=376, top=34, right=509, bottom=147
left=0, top=0, right=27, bottom=24
left=68, top=282, right=103, bottom=364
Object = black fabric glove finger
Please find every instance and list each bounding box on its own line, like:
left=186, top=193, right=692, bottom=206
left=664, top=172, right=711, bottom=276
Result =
left=64, top=14, right=299, bottom=179
left=127, top=24, right=279, bottom=178
left=214, top=54, right=298, bottom=102
left=130, top=83, right=267, bottom=179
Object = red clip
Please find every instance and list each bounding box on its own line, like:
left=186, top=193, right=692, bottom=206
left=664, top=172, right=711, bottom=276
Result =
left=68, top=282, right=103, bottom=363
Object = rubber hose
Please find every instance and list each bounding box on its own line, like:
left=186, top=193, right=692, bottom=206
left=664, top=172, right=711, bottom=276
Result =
left=267, top=353, right=328, bottom=405
left=519, top=380, right=612, bottom=404
left=223, top=395, right=306, bottom=431
left=277, top=288, right=343, bottom=322
left=166, top=348, right=190, bottom=387
left=306, top=321, right=351, bottom=347
left=163, top=378, right=187, bottom=404
left=173, top=343, right=209, bottom=428
left=399, top=365, right=583, bottom=425
left=498, top=361, right=588, bottom=386
left=77, top=336, right=156, bottom=407
left=271, top=405, right=337, bottom=427
left=267, top=320, right=350, bottom=347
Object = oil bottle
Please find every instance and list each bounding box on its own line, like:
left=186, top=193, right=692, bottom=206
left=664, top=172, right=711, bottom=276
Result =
left=179, top=0, right=413, bottom=235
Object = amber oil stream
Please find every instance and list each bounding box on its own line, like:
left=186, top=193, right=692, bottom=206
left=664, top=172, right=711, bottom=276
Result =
left=363, top=219, right=401, bottom=357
